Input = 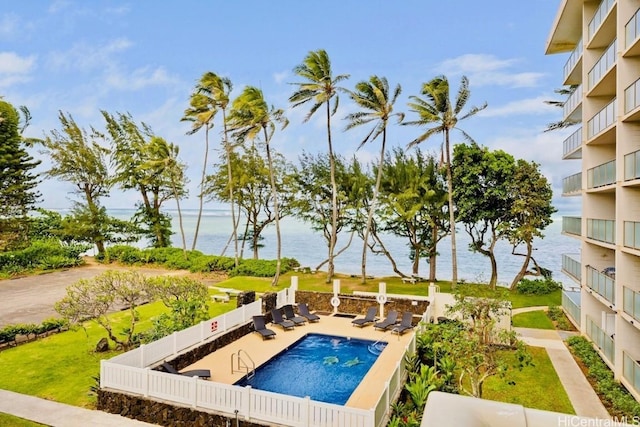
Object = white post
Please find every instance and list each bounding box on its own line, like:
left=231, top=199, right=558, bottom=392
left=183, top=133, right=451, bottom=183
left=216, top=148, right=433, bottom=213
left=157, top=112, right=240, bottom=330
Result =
left=378, top=282, right=387, bottom=318
left=244, top=385, right=252, bottom=420
left=144, top=367, right=150, bottom=397
left=100, top=360, right=105, bottom=389
left=290, top=277, right=298, bottom=304
left=192, top=376, right=198, bottom=408
left=140, top=344, right=145, bottom=368
left=172, top=332, right=178, bottom=355
left=333, top=279, right=341, bottom=314
left=304, top=396, right=311, bottom=427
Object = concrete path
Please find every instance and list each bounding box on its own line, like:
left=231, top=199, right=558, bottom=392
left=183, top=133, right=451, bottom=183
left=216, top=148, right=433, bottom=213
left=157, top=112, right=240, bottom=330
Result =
left=511, top=305, right=549, bottom=315
left=0, top=389, right=157, bottom=426
left=514, top=327, right=611, bottom=419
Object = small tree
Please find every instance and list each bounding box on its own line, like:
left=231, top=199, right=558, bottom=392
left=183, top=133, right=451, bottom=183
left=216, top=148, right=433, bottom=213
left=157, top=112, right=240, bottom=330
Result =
left=55, top=270, right=149, bottom=350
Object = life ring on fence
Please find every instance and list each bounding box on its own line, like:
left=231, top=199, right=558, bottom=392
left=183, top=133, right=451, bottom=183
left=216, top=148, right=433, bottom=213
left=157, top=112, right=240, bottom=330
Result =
left=330, top=296, right=340, bottom=307
left=376, top=294, right=387, bottom=304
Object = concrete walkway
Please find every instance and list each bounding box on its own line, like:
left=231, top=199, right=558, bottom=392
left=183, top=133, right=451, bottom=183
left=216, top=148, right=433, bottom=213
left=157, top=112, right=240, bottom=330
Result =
left=0, top=389, right=157, bottom=426
left=514, top=326, right=611, bottom=419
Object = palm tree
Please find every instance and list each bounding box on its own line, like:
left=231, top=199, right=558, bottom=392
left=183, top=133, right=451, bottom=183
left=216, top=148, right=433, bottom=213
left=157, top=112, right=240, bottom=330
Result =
left=182, top=80, right=217, bottom=251
left=192, top=73, right=240, bottom=267
left=404, top=75, right=487, bottom=287
left=141, top=137, right=188, bottom=256
left=290, top=49, right=349, bottom=282
left=345, top=75, right=403, bottom=283
left=226, top=86, right=288, bottom=286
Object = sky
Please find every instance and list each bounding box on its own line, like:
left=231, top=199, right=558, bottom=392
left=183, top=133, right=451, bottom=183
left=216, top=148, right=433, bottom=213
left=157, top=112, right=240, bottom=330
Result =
left=0, top=0, right=579, bottom=215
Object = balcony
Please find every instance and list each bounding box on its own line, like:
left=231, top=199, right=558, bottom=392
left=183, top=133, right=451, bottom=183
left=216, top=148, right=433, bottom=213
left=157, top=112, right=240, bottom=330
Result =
left=624, top=150, right=640, bottom=181
left=586, top=316, right=615, bottom=364
left=563, top=38, right=583, bottom=84
left=587, top=160, right=615, bottom=189
left=624, top=78, right=640, bottom=121
left=562, top=254, right=581, bottom=282
left=563, top=84, right=582, bottom=122
left=588, top=0, right=616, bottom=46
left=563, top=172, right=582, bottom=195
left=623, top=286, right=640, bottom=322
left=586, top=265, right=615, bottom=305
left=587, top=99, right=616, bottom=140
left=563, top=216, right=582, bottom=236
left=587, top=39, right=617, bottom=95
left=587, top=218, right=615, bottom=244
left=562, top=291, right=581, bottom=328
left=624, top=221, right=640, bottom=250
left=625, top=8, right=640, bottom=56
left=623, top=352, right=640, bottom=395
left=562, top=127, right=582, bottom=159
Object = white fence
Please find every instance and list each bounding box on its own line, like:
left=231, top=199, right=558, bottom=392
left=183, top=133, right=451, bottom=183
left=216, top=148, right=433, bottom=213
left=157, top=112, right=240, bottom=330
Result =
left=101, top=288, right=418, bottom=427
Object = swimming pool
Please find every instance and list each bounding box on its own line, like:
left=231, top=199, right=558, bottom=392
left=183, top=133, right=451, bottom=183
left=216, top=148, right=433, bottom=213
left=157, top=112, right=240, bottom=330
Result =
left=235, top=333, right=387, bottom=405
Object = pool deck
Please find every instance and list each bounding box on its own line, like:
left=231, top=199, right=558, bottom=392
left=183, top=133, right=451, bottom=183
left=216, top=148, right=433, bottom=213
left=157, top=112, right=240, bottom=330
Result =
left=182, top=312, right=415, bottom=410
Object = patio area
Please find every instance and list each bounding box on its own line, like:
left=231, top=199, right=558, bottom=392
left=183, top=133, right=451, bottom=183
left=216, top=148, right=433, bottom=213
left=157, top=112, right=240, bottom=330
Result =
left=181, top=311, right=416, bottom=410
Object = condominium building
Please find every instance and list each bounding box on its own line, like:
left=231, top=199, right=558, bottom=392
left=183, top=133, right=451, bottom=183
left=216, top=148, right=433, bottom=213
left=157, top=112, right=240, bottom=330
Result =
left=547, top=0, right=640, bottom=401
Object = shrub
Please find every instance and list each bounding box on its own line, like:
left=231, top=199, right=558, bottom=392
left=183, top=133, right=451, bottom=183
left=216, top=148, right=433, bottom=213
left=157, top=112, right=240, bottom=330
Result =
left=516, top=278, right=562, bottom=295
left=0, top=239, right=88, bottom=275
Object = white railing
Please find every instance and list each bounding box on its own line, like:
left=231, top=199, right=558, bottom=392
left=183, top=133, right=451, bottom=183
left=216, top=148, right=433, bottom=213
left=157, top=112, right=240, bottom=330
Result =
left=563, top=38, right=583, bottom=81
left=562, top=291, right=581, bottom=328
left=588, top=0, right=615, bottom=41
left=562, top=127, right=582, bottom=158
left=588, top=39, right=616, bottom=90
left=563, top=84, right=582, bottom=120
left=587, top=98, right=616, bottom=139
left=101, top=289, right=424, bottom=427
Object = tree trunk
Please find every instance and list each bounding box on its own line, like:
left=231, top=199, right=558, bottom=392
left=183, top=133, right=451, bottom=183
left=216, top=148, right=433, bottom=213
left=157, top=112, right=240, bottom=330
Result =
left=509, top=241, right=534, bottom=290
left=192, top=126, right=208, bottom=250
left=315, top=231, right=355, bottom=271
left=429, top=225, right=438, bottom=281
left=222, top=109, right=239, bottom=268
left=361, top=131, right=386, bottom=284
left=445, top=129, right=458, bottom=287
left=264, top=128, right=281, bottom=286
left=326, top=101, right=338, bottom=284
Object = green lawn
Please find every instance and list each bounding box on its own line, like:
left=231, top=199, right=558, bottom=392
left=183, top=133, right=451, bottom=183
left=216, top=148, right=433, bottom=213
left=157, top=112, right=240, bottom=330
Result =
left=0, top=413, right=46, bottom=426
left=483, top=346, right=575, bottom=414
left=0, top=270, right=564, bottom=411
left=512, top=310, right=555, bottom=329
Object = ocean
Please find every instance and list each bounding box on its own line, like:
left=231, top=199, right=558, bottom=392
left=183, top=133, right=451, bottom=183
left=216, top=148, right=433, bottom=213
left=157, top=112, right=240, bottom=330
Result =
left=81, top=208, right=579, bottom=288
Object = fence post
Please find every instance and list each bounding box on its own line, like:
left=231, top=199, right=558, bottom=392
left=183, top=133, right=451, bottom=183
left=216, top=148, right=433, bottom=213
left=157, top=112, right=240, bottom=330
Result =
left=140, top=344, right=145, bottom=368
left=192, top=376, right=198, bottom=408
left=243, top=385, right=251, bottom=420
left=144, top=367, right=150, bottom=397
left=173, top=331, right=178, bottom=355
left=200, top=320, right=205, bottom=342
left=304, top=396, right=311, bottom=427
left=100, top=360, right=105, bottom=389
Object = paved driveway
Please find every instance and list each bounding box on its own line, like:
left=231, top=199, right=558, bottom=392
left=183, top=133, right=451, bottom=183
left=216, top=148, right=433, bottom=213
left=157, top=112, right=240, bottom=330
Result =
left=0, top=263, right=184, bottom=327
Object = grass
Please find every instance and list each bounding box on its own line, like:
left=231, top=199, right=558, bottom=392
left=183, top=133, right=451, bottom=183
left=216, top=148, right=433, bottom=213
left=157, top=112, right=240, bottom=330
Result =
left=0, top=413, right=46, bottom=426
left=0, top=268, right=563, bottom=413
left=511, top=310, right=555, bottom=329
left=483, top=346, right=575, bottom=414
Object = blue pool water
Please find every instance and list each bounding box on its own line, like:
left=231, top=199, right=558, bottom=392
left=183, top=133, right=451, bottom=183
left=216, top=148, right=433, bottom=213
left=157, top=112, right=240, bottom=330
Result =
left=235, top=333, right=387, bottom=405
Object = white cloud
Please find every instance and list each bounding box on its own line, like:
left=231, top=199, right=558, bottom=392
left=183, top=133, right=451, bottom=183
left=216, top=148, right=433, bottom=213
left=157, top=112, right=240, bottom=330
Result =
left=273, top=70, right=288, bottom=84
left=0, top=13, right=19, bottom=38
left=436, top=54, right=546, bottom=88
left=105, top=66, right=178, bottom=91
left=481, top=95, right=557, bottom=117
left=47, top=38, right=132, bottom=71
left=0, top=52, right=36, bottom=88
left=48, top=0, right=73, bottom=14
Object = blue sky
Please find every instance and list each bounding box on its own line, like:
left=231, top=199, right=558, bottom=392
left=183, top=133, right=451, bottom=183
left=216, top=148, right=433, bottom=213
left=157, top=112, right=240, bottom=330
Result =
left=1, top=0, right=578, bottom=215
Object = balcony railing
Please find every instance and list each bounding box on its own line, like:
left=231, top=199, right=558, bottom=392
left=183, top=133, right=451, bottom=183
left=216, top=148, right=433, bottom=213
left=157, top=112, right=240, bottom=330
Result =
left=624, top=221, right=640, bottom=249
left=564, top=38, right=583, bottom=81
left=587, top=218, right=615, bottom=244
left=563, top=84, right=582, bottom=120
left=588, top=0, right=615, bottom=41
left=563, top=127, right=582, bottom=158
left=563, top=172, right=582, bottom=194
left=587, top=160, right=615, bottom=188
left=624, top=149, right=640, bottom=181
left=562, top=291, right=581, bottom=328
left=624, top=78, right=640, bottom=115
left=588, top=39, right=617, bottom=90
left=586, top=316, right=615, bottom=364
left=562, top=254, right=582, bottom=281
left=587, top=98, right=617, bottom=139
left=623, top=352, right=640, bottom=395
left=563, top=216, right=582, bottom=236
left=626, top=8, right=640, bottom=50
left=623, top=286, right=640, bottom=322
left=586, top=265, right=615, bottom=304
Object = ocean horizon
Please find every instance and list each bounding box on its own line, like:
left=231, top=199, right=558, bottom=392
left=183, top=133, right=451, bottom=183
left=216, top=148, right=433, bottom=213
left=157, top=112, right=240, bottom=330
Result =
left=56, top=207, right=578, bottom=288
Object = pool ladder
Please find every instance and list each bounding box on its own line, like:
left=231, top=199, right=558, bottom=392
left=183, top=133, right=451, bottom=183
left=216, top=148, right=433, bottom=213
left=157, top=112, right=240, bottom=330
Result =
left=231, top=349, right=255, bottom=380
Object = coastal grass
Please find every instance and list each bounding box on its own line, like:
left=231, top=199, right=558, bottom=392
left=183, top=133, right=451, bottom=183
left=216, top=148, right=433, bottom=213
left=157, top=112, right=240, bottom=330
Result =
left=511, top=310, right=555, bottom=329
left=0, top=299, right=234, bottom=408
left=0, top=413, right=46, bottom=426
left=483, top=346, right=575, bottom=414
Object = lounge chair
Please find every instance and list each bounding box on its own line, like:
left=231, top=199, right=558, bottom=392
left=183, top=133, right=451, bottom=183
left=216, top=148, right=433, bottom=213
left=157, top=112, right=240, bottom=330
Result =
left=161, top=362, right=211, bottom=379
left=271, top=308, right=296, bottom=330
left=352, top=306, right=378, bottom=327
left=283, top=304, right=307, bottom=325
left=374, top=310, right=399, bottom=331
left=297, top=303, right=320, bottom=322
left=252, top=315, right=276, bottom=340
left=390, top=312, right=415, bottom=335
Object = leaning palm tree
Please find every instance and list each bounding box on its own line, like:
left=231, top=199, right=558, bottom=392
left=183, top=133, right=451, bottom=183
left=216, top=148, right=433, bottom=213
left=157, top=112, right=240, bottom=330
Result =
left=289, top=49, right=349, bottom=283
left=182, top=81, right=217, bottom=251
left=345, top=75, right=403, bottom=283
left=226, top=86, right=288, bottom=286
left=194, top=73, right=240, bottom=267
left=404, top=75, right=487, bottom=287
